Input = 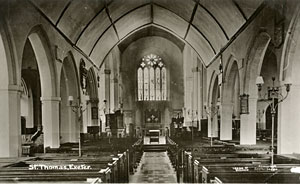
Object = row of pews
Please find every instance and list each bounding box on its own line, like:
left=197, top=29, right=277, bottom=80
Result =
left=129, top=138, right=143, bottom=174
left=0, top=136, right=144, bottom=183
left=166, top=136, right=180, bottom=182
left=166, top=136, right=179, bottom=169
left=180, top=146, right=300, bottom=183
left=0, top=152, right=128, bottom=183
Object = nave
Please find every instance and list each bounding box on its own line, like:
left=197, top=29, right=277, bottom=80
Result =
left=2, top=0, right=300, bottom=183
left=129, top=151, right=177, bottom=183
left=0, top=135, right=300, bottom=183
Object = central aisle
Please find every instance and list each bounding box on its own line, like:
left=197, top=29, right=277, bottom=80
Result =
left=129, top=151, right=177, bottom=183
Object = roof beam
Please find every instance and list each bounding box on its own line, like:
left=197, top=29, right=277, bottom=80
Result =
left=198, top=3, right=229, bottom=40
left=89, top=3, right=151, bottom=56
left=190, top=24, right=216, bottom=54
left=152, top=2, right=215, bottom=54
left=74, top=4, right=108, bottom=45
left=232, top=0, right=248, bottom=21
left=88, top=25, right=113, bottom=56
left=150, top=0, right=154, bottom=23
left=207, top=1, right=266, bottom=67
left=28, top=0, right=99, bottom=70
left=98, top=23, right=206, bottom=68
left=55, top=0, right=72, bottom=26
left=105, top=1, right=119, bottom=41
left=184, top=0, right=199, bottom=39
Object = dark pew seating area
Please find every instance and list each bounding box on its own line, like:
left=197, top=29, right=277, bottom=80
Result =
left=0, top=136, right=144, bottom=183
left=179, top=146, right=300, bottom=183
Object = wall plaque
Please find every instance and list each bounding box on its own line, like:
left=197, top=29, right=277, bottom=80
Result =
left=240, top=94, right=249, bottom=114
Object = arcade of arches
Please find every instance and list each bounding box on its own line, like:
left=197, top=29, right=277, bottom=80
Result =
left=1, top=0, right=300, bottom=160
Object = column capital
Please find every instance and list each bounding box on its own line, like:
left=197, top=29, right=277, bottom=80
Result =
left=40, top=96, right=61, bottom=102
left=104, top=69, right=111, bottom=74
left=0, top=85, right=22, bottom=92
left=111, top=78, right=118, bottom=83
left=221, top=102, right=233, bottom=106
left=192, top=67, right=200, bottom=73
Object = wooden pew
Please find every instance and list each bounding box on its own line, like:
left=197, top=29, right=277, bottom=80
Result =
left=0, top=151, right=129, bottom=183
left=129, top=138, right=143, bottom=174
left=0, top=136, right=139, bottom=183
left=166, top=137, right=179, bottom=168
left=182, top=150, right=272, bottom=183
left=202, top=165, right=300, bottom=183
left=0, top=163, right=110, bottom=182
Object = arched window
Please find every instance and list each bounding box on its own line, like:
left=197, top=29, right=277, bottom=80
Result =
left=137, top=54, right=167, bottom=101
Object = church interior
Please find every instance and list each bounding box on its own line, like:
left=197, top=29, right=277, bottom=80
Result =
left=1, top=0, right=300, bottom=183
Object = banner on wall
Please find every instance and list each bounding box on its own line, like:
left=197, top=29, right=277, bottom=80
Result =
left=91, top=107, right=98, bottom=119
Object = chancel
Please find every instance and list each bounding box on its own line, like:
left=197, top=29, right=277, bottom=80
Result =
left=1, top=0, right=300, bottom=183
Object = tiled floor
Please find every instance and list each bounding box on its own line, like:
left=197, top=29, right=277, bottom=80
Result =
left=129, top=151, right=177, bottom=183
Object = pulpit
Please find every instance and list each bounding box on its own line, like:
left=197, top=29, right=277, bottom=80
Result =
left=106, top=110, right=124, bottom=137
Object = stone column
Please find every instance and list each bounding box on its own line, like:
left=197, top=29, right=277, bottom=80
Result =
left=60, top=106, right=77, bottom=143
left=68, top=108, right=78, bottom=143
left=208, top=117, right=218, bottom=137
left=0, top=85, right=21, bottom=157
left=278, top=85, right=300, bottom=154
left=99, top=68, right=107, bottom=133
left=82, top=102, right=87, bottom=133
left=240, top=97, right=256, bottom=145
left=198, top=67, right=202, bottom=131
left=82, top=96, right=89, bottom=133
left=41, top=96, right=61, bottom=148
left=105, top=69, right=111, bottom=112
left=220, top=103, right=233, bottom=140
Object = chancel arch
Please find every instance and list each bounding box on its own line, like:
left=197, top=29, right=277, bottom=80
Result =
left=121, top=36, right=183, bottom=137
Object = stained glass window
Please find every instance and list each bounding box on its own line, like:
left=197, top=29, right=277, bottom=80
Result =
left=149, top=67, right=155, bottom=100
left=144, top=67, right=149, bottom=100
left=137, top=54, right=167, bottom=101
left=137, top=68, right=143, bottom=101
left=161, top=67, right=167, bottom=100
left=155, top=68, right=161, bottom=100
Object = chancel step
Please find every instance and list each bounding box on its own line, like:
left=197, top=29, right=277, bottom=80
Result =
left=143, top=144, right=168, bottom=152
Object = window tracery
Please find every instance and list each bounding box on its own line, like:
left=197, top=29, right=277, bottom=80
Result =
left=137, top=54, right=167, bottom=101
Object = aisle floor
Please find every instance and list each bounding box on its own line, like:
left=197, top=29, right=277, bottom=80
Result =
left=129, top=151, right=177, bottom=183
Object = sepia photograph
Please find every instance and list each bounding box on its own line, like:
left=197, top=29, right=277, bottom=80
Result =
left=0, top=0, right=300, bottom=183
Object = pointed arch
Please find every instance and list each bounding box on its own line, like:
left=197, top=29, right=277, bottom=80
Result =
left=27, top=25, right=58, bottom=97
left=221, top=56, right=240, bottom=140
left=0, top=24, right=20, bottom=156
left=243, top=32, right=271, bottom=97
left=207, top=71, right=220, bottom=138
left=277, top=4, right=300, bottom=154
left=208, top=71, right=219, bottom=105
left=223, top=56, right=240, bottom=104
left=239, top=32, right=271, bottom=145
left=87, top=67, right=99, bottom=100
left=60, top=51, right=80, bottom=143
left=0, top=17, right=18, bottom=88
